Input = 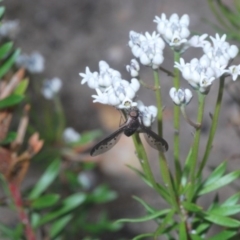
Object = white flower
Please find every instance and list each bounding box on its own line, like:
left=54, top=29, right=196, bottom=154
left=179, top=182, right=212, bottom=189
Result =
left=129, top=31, right=165, bottom=69
left=118, top=97, right=138, bottom=109
left=111, top=80, right=135, bottom=101
left=0, top=20, right=19, bottom=38
left=98, top=60, right=121, bottom=88
left=80, top=61, right=140, bottom=108
left=174, top=55, right=220, bottom=93
left=16, top=52, right=45, bottom=73
left=169, top=88, right=192, bottom=105
left=63, top=127, right=81, bottom=143
left=226, top=65, right=240, bottom=81
left=126, top=59, right=140, bottom=77
left=137, top=101, right=157, bottom=127
left=42, top=77, right=62, bottom=99
left=81, top=61, right=120, bottom=89
left=188, top=34, right=208, bottom=48
left=91, top=88, right=109, bottom=104
left=154, top=13, right=190, bottom=52
left=80, top=61, right=122, bottom=90
left=198, top=73, right=215, bottom=94
left=203, top=34, right=239, bottom=67
left=80, top=67, right=99, bottom=89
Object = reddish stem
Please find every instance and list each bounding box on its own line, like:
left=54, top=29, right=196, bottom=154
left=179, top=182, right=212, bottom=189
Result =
left=9, top=183, right=36, bottom=240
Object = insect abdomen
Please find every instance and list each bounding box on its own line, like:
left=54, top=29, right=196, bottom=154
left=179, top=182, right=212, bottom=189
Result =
left=124, top=119, right=139, bottom=136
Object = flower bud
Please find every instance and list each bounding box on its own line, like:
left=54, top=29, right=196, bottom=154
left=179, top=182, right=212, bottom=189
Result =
left=169, top=87, right=192, bottom=106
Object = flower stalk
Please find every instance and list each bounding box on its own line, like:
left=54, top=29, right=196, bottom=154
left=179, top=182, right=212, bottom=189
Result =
left=173, top=51, right=182, bottom=187
left=197, top=76, right=225, bottom=177
left=153, top=69, right=163, bottom=137
left=188, top=92, right=206, bottom=201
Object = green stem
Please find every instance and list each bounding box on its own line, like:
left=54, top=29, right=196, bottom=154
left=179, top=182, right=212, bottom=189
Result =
left=188, top=92, right=205, bottom=201
left=173, top=51, right=182, bottom=188
left=132, top=133, right=178, bottom=209
left=207, top=0, right=230, bottom=29
left=132, top=134, right=154, bottom=182
left=197, top=77, right=225, bottom=178
left=180, top=105, right=201, bottom=129
left=159, top=152, right=179, bottom=211
left=153, top=69, right=162, bottom=137
left=153, top=69, right=178, bottom=209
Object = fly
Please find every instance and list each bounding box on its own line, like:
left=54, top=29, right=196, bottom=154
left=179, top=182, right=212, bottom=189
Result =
left=90, top=107, right=168, bottom=156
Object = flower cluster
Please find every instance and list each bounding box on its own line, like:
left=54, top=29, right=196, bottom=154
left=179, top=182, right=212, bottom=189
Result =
left=80, top=61, right=140, bottom=109
left=0, top=19, right=19, bottom=38
left=16, top=51, right=45, bottom=73
left=81, top=12, right=240, bottom=130
left=174, top=34, right=239, bottom=93
left=41, top=77, right=62, bottom=99
left=128, top=31, right=165, bottom=69
left=154, top=13, right=190, bottom=52
left=203, top=34, right=238, bottom=67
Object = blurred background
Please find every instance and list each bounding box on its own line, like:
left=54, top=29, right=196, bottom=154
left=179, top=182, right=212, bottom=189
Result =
left=1, top=0, right=240, bottom=239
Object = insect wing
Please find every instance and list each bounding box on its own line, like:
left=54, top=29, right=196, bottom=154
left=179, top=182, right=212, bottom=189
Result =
left=142, top=127, right=168, bottom=152
left=90, top=127, right=125, bottom=156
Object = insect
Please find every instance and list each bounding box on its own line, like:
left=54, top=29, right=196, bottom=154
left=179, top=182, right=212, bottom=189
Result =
left=90, top=107, right=168, bottom=156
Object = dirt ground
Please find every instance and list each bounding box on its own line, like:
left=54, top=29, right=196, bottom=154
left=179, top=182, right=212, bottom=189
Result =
left=3, top=0, right=240, bottom=239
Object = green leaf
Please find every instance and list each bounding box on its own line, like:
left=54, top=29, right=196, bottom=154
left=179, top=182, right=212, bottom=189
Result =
left=182, top=202, right=202, bottom=213
left=126, top=164, right=152, bottom=187
left=12, top=224, right=24, bottom=239
left=179, top=221, right=188, bottom=240
left=195, top=222, right=210, bottom=235
left=0, top=94, right=24, bottom=109
left=222, top=192, right=240, bottom=206
left=128, top=165, right=170, bottom=203
left=181, top=148, right=192, bottom=186
left=116, top=209, right=171, bottom=223
left=208, top=229, right=237, bottom=240
left=35, top=193, right=86, bottom=227
left=90, top=185, right=117, bottom=203
left=204, top=161, right=227, bottom=186
left=204, top=213, right=240, bottom=227
left=0, top=222, right=24, bottom=239
left=0, top=42, right=13, bottom=60
left=0, top=49, right=20, bottom=79
left=0, top=6, right=5, bottom=18
left=189, top=234, right=204, bottom=240
left=154, top=210, right=175, bottom=237
left=49, top=214, right=73, bottom=238
left=208, top=205, right=240, bottom=216
left=0, top=222, right=14, bottom=238
left=31, top=194, right=60, bottom=209
left=0, top=131, right=16, bottom=145
left=28, top=159, right=61, bottom=199
left=198, top=170, right=240, bottom=195
left=132, top=233, right=154, bottom=240
left=13, top=79, right=29, bottom=95
left=235, top=0, right=240, bottom=12
left=31, top=213, right=40, bottom=227
left=132, top=196, right=155, bottom=214
left=207, top=194, right=220, bottom=212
